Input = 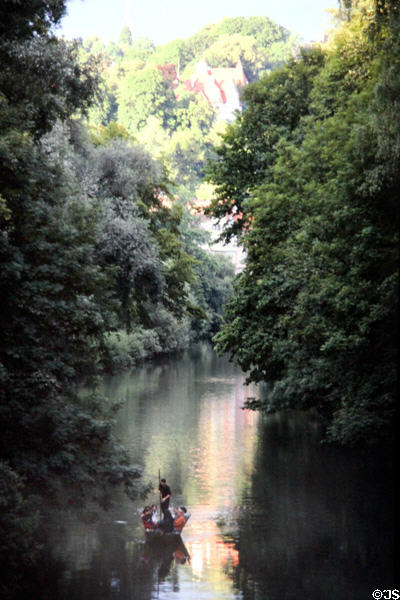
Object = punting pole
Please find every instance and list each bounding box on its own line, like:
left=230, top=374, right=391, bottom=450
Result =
left=158, top=468, right=161, bottom=520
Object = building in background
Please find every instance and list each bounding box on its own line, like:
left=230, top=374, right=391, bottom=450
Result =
left=183, top=59, right=247, bottom=122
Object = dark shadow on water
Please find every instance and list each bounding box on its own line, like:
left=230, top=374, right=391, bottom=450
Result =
left=56, top=524, right=190, bottom=600
left=226, top=411, right=397, bottom=600
left=22, top=345, right=396, bottom=600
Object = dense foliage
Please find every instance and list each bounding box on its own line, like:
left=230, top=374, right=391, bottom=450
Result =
left=58, top=120, right=234, bottom=370
left=0, top=2, right=235, bottom=595
left=206, top=0, right=398, bottom=445
left=75, top=16, right=297, bottom=201
left=0, top=5, right=146, bottom=594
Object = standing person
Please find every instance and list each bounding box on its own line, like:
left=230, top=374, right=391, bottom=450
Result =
left=159, top=478, right=171, bottom=516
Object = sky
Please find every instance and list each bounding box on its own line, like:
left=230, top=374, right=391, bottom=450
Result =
left=58, top=0, right=338, bottom=46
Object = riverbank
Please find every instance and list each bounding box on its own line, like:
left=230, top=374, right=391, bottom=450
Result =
left=102, top=322, right=193, bottom=373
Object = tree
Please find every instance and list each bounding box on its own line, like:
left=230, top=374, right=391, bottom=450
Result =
left=178, top=16, right=296, bottom=77
left=0, top=36, right=100, bottom=139
left=118, top=25, right=133, bottom=47
left=123, top=37, right=155, bottom=63
left=205, top=47, right=326, bottom=239
left=0, top=3, right=149, bottom=593
left=148, top=39, right=184, bottom=72
left=217, top=15, right=293, bottom=48
left=0, top=0, right=66, bottom=40
left=90, top=120, right=132, bottom=145
left=96, top=201, right=163, bottom=331
left=204, top=33, right=291, bottom=82
left=90, top=138, right=166, bottom=329
left=208, top=0, right=398, bottom=445
left=118, top=65, right=177, bottom=134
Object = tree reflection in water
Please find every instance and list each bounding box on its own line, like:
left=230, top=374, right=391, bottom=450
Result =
left=49, top=346, right=395, bottom=600
left=220, top=412, right=396, bottom=600
left=140, top=536, right=191, bottom=588
left=59, top=523, right=191, bottom=600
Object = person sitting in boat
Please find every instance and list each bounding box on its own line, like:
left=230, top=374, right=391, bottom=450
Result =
left=141, top=506, right=154, bottom=530
left=150, top=504, right=158, bottom=526
left=173, top=506, right=190, bottom=533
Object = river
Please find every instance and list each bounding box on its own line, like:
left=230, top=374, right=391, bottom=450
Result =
left=53, top=343, right=396, bottom=600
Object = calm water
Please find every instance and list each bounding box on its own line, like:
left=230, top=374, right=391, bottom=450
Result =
left=54, top=343, right=396, bottom=600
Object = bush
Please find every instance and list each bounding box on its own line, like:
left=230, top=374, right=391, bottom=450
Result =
left=103, top=328, right=160, bottom=372
left=145, top=304, right=191, bottom=353
left=0, top=463, right=41, bottom=598
left=103, top=312, right=192, bottom=373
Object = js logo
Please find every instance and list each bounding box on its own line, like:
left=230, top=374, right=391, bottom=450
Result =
left=372, top=591, right=400, bottom=600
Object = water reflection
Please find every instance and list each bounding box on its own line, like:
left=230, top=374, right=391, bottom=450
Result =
left=56, top=344, right=260, bottom=600
left=61, top=524, right=191, bottom=600
left=52, top=343, right=395, bottom=600
left=109, top=343, right=259, bottom=513
left=227, top=412, right=396, bottom=600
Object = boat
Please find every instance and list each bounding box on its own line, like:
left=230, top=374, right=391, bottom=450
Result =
left=140, top=531, right=191, bottom=571
left=141, top=510, right=190, bottom=547
left=144, top=529, right=183, bottom=548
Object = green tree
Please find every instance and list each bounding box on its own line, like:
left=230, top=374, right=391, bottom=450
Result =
left=204, top=33, right=291, bottom=82
left=118, top=65, right=177, bottom=134
left=0, top=3, right=149, bottom=594
left=208, top=0, right=398, bottom=445
left=118, top=25, right=133, bottom=47
left=149, top=38, right=184, bottom=72
left=90, top=138, right=166, bottom=329
left=123, top=37, right=155, bottom=62
left=0, top=0, right=66, bottom=40
left=74, top=130, right=200, bottom=329
left=178, top=16, right=296, bottom=77
left=205, top=47, right=326, bottom=239
left=0, top=35, right=100, bottom=138
left=183, top=221, right=235, bottom=337
left=90, top=120, right=132, bottom=145
left=217, top=15, right=292, bottom=48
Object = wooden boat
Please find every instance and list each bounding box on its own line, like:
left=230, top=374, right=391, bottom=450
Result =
left=144, top=529, right=183, bottom=548
left=142, top=513, right=190, bottom=548
left=141, top=501, right=190, bottom=547
left=141, top=531, right=191, bottom=570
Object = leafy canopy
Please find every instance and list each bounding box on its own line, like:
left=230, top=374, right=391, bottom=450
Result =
left=207, top=0, right=398, bottom=445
